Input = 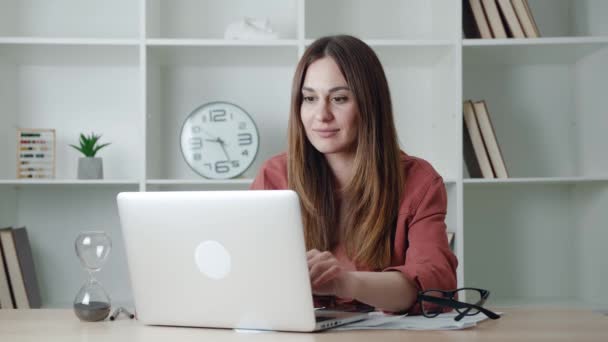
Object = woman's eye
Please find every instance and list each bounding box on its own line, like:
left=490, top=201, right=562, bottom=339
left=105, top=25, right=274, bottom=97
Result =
left=332, top=96, right=348, bottom=104
left=303, top=96, right=316, bottom=103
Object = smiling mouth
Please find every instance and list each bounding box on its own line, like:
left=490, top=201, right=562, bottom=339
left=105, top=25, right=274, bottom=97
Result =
left=313, top=129, right=339, bottom=138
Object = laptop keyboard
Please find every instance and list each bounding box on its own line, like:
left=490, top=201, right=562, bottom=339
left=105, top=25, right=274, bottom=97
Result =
left=315, top=316, right=335, bottom=323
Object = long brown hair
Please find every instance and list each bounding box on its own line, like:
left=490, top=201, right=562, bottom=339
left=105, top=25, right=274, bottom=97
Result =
left=288, top=35, right=405, bottom=270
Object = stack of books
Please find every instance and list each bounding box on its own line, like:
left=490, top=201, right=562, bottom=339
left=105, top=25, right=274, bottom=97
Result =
left=0, top=226, right=42, bottom=309
left=463, top=0, right=541, bottom=38
left=463, top=100, right=509, bottom=179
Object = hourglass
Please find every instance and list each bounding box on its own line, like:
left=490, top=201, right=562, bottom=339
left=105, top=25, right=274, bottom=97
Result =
left=73, top=231, right=112, bottom=322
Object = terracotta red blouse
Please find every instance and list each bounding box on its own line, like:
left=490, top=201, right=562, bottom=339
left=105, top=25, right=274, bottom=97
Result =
left=249, top=152, right=458, bottom=314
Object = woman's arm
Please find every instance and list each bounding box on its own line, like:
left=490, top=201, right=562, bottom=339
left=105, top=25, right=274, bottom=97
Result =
left=341, top=271, right=418, bottom=312
left=308, top=250, right=417, bottom=312
left=308, top=176, right=457, bottom=313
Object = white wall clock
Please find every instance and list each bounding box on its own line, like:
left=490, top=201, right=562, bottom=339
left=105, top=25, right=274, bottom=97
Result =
left=180, top=101, right=259, bottom=179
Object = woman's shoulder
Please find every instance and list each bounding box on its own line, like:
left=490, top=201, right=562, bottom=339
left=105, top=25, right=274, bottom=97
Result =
left=400, top=152, right=442, bottom=182
left=399, top=152, right=445, bottom=213
left=250, top=152, right=288, bottom=190
left=260, top=152, right=288, bottom=172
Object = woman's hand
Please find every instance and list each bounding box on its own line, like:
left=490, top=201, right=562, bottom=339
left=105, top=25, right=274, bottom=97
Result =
left=306, top=249, right=352, bottom=297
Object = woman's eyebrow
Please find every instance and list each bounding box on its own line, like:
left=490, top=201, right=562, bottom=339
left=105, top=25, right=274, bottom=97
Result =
left=301, top=86, right=351, bottom=93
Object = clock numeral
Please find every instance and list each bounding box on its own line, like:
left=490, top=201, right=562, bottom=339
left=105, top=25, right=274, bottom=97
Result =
left=231, top=160, right=240, bottom=168
left=241, top=150, right=249, bottom=157
left=193, top=153, right=201, bottom=161
left=201, top=116, right=207, bottom=123
left=238, top=122, right=247, bottom=130
left=189, top=137, right=202, bottom=150
left=210, top=109, right=227, bottom=122
left=215, top=160, right=230, bottom=174
left=238, top=133, right=253, bottom=146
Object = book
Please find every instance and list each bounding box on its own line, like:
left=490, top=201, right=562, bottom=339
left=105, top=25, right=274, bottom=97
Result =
left=473, top=101, right=509, bottom=178
left=497, top=0, right=525, bottom=38
left=512, top=0, right=540, bottom=38
left=481, top=0, right=507, bottom=38
left=463, top=0, right=479, bottom=38
left=0, top=227, right=41, bottom=308
left=0, top=227, right=15, bottom=309
left=463, top=101, right=494, bottom=179
left=463, top=119, right=482, bottom=178
left=464, top=0, right=493, bottom=38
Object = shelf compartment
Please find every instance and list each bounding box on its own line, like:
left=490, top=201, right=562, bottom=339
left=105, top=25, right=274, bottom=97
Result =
left=373, top=45, right=460, bottom=180
left=2, top=187, right=136, bottom=307
left=464, top=40, right=608, bottom=65
left=147, top=178, right=252, bottom=185
left=305, top=0, right=458, bottom=41
left=463, top=0, right=608, bottom=40
left=464, top=177, right=608, bottom=185
left=0, top=44, right=142, bottom=180
left=444, top=182, right=458, bottom=243
left=146, top=0, right=297, bottom=40
left=146, top=179, right=253, bottom=191
left=463, top=36, right=608, bottom=47
left=305, top=39, right=458, bottom=47
left=0, top=0, right=139, bottom=38
left=464, top=183, right=608, bottom=308
left=146, top=38, right=299, bottom=47
left=463, top=43, right=608, bottom=178
left=0, top=180, right=140, bottom=187
left=525, top=0, right=608, bottom=38
left=0, top=37, right=140, bottom=46
left=146, top=45, right=297, bottom=181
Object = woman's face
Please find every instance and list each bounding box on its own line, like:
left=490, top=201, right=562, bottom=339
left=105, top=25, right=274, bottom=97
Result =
left=300, top=57, right=359, bottom=156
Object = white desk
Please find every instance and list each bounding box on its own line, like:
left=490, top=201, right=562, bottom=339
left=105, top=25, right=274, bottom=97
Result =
left=0, top=308, right=606, bottom=342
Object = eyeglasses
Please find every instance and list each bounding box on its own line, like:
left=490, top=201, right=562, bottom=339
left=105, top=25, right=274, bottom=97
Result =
left=418, top=287, right=500, bottom=321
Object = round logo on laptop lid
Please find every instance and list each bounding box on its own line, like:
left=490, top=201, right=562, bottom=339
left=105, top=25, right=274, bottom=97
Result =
left=194, top=240, right=231, bottom=279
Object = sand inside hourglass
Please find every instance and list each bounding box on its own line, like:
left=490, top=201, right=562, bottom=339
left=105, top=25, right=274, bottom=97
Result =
left=74, top=232, right=113, bottom=322
left=74, top=301, right=112, bottom=322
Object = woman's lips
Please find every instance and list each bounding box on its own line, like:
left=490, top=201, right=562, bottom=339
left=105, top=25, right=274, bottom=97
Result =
left=313, top=129, right=339, bottom=138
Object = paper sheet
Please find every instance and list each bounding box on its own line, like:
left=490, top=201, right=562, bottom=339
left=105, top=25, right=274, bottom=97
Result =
left=332, top=311, right=498, bottom=331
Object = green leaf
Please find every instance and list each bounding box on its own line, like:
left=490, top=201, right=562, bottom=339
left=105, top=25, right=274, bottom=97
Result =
left=71, top=132, right=110, bottom=157
left=91, top=142, right=111, bottom=157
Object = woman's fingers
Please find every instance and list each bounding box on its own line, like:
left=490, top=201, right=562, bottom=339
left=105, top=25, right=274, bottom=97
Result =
left=314, top=264, right=341, bottom=286
left=309, top=259, right=340, bottom=284
left=306, top=249, right=319, bottom=260
left=307, top=250, right=333, bottom=270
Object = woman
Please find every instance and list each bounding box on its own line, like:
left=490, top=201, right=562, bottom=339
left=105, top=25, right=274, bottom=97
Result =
left=250, top=35, right=457, bottom=314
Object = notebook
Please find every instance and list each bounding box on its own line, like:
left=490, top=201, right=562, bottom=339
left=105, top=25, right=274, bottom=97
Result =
left=117, top=190, right=368, bottom=331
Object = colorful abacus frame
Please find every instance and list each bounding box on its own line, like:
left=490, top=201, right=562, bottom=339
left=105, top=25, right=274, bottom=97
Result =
left=16, top=128, right=56, bottom=179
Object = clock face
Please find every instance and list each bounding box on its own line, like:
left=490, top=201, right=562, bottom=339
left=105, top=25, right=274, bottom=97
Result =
left=180, top=102, right=259, bottom=179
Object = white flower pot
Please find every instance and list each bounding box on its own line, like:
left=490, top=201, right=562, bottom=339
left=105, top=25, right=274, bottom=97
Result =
left=78, top=157, right=104, bottom=179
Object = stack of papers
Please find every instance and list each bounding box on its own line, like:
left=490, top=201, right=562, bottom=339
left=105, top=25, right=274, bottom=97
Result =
left=333, top=311, right=498, bottom=331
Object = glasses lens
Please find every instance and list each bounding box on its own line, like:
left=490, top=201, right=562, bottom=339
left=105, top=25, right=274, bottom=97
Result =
left=420, top=290, right=448, bottom=317
left=455, top=289, right=483, bottom=315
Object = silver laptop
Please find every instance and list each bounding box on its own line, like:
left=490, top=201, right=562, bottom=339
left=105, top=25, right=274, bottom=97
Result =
left=116, top=190, right=369, bottom=332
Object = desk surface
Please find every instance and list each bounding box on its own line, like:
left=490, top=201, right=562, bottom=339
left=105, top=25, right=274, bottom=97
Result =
left=0, top=308, right=606, bottom=342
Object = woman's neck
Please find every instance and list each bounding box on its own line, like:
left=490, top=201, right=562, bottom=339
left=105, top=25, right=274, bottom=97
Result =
left=324, top=152, right=355, bottom=191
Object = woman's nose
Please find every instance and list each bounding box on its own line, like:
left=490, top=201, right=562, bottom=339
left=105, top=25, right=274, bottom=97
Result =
left=315, top=100, right=333, bottom=122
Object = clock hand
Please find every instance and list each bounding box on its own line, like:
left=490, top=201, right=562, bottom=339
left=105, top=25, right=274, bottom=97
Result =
left=218, top=138, right=231, bottom=161
left=201, top=128, right=219, bottom=140
left=204, top=137, right=231, bottom=161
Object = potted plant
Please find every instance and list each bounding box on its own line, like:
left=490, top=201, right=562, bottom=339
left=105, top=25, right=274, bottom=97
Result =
left=70, top=133, right=111, bottom=179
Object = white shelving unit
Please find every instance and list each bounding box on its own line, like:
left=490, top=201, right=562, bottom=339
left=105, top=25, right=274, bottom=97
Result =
left=0, top=0, right=605, bottom=309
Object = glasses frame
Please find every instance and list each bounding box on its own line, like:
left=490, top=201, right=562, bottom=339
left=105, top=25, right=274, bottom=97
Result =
left=417, top=287, right=500, bottom=321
